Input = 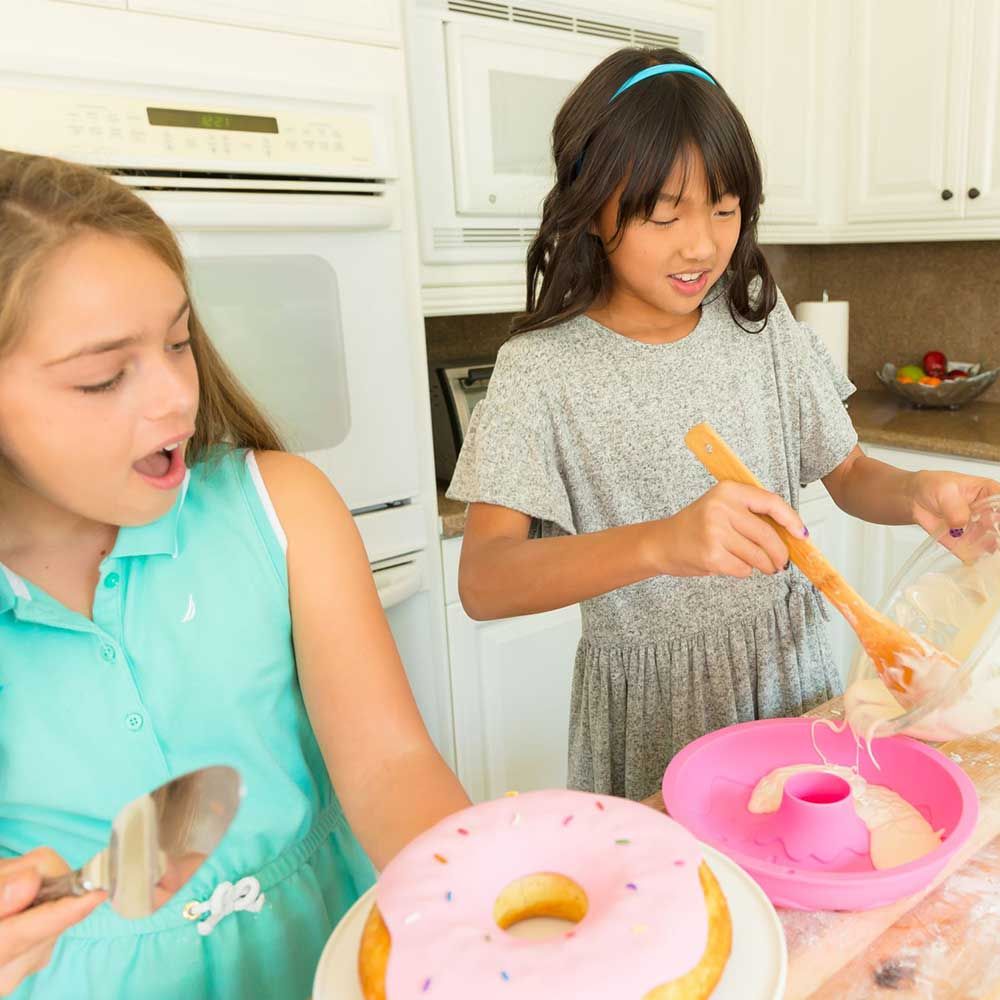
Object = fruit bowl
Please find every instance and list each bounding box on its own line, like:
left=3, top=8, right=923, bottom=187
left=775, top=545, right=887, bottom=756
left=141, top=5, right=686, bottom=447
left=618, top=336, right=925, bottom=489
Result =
left=877, top=362, right=999, bottom=409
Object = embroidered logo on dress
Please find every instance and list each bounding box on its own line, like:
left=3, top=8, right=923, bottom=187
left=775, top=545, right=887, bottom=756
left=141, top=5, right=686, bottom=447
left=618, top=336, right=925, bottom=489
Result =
left=181, top=594, right=196, bottom=624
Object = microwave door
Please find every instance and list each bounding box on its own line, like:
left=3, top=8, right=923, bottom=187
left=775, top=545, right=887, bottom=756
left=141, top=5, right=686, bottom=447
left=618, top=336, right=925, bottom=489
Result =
left=444, top=23, right=617, bottom=217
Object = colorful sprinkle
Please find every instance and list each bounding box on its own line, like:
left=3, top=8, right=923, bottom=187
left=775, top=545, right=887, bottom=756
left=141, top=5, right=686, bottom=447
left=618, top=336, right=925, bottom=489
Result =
left=457, top=828, right=470, bottom=836
left=505, top=790, right=519, bottom=797
left=484, top=933, right=493, bottom=943
left=445, top=891, right=453, bottom=902
left=632, top=924, right=649, bottom=936
left=562, top=814, right=574, bottom=826
left=421, top=978, right=431, bottom=992
left=615, top=838, right=631, bottom=845
left=626, top=882, right=638, bottom=891
left=673, top=859, right=685, bottom=867
left=595, top=800, right=605, bottom=811
left=434, top=854, right=448, bottom=864
left=405, top=912, right=422, bottom=925
left=500, top=971, right=511, bottom=982
left=511, top=812, right=522, bottom=827
left=565, top=930, right=576, bottom=939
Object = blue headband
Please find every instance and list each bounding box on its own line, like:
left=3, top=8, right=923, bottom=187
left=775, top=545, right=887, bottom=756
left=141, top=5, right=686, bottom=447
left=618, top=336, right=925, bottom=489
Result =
left=610, top=64, right=717, bottom=101
left=571, top=64, right=717, bottom=181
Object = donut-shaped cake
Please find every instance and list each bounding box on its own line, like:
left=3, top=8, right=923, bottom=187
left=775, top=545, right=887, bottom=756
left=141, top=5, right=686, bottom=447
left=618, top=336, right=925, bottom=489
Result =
left=358, top=789, right=731, bottom=999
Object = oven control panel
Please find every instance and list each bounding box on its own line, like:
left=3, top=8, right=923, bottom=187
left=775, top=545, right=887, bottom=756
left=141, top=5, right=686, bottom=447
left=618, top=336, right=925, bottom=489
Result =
left=0, top=84, right=386, bottom=176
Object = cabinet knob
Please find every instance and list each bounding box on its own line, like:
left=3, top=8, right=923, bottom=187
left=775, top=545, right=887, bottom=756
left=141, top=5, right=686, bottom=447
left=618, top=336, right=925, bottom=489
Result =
left=969, top=187, right=981, bottom=199
left=941, top=189, right=954, bottom=201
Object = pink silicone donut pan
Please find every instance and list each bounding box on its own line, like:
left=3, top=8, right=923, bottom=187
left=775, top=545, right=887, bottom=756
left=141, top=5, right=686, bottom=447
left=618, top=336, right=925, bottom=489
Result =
left=662, top=718, right=979, bottom=911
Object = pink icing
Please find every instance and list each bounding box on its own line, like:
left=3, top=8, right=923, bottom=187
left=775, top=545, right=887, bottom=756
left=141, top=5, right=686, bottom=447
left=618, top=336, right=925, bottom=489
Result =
left=374, top=789, right=709, bottom=998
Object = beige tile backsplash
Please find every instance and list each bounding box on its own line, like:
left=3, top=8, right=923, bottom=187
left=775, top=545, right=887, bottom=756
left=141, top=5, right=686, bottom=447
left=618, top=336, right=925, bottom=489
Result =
left=767, top=242, right=1000, bottom=403
left=425, top=242, right=1000, bottom=404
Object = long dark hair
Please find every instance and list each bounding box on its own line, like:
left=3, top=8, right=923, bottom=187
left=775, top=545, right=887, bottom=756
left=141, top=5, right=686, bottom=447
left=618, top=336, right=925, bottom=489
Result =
left=511, top=46, right=776, bottom=335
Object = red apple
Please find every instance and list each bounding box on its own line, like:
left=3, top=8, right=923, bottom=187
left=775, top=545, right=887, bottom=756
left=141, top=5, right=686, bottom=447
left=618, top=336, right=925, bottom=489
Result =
left=950, top=369, right=969, bottom=379
left=923, top=350, right=948, bottom=377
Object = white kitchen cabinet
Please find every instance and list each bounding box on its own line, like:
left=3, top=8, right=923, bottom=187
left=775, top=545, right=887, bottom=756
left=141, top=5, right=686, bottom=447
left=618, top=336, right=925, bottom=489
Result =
left=800, top=481, right=865, bottom=684
left=443, top=533, right=581, bottom=802
left=718, top=0, right=1000, bottom=242
left=846, top=0, right=971, bottom=225
left=718, top=0, right=826, bottom=228
left=125, top=0, right=401, bottom=47
left=965, top=0, right=1000, bottom=218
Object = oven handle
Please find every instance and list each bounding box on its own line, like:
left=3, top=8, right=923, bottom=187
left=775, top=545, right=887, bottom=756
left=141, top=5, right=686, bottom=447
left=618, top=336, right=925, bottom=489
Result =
left=373, top=561, right=423, bottom=610
left=143, top=192, right=393, bottom=232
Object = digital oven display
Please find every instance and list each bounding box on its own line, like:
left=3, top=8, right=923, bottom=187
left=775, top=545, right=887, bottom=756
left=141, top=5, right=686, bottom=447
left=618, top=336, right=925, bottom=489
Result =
left=146, top=107, right=278, bottom=133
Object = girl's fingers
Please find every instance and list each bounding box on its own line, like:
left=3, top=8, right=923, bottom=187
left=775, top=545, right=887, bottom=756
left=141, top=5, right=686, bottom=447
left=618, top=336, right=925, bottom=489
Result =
left=0, top=892, right=106, bottom=966
left=935, top=487, right=973, bottom=532
left=0, top=870, right=41, bottom=920
left=724, top=533, right=774, bottom=577
left=735, top=484, right=806, bottom=538
left=733, top=510, right=788, bottom=573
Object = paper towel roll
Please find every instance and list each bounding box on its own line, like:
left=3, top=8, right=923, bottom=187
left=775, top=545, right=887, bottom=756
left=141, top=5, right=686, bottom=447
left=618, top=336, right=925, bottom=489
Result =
left=794, top=295, right=849, bottom=376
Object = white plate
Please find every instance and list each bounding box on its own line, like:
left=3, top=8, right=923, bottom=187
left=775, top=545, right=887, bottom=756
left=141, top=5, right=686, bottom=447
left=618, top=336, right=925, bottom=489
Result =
left=313, top=842, right=787, bottom=1000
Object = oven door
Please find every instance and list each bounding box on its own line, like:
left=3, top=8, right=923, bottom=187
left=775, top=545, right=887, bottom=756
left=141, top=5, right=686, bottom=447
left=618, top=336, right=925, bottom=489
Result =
left=145, top=189, right=421, bottom=513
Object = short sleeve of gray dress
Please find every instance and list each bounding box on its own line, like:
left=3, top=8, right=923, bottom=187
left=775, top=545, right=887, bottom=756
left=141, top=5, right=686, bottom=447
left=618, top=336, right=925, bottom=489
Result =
left=795, top=322, right=858, bottom=485
left=447, top=340, right=576, bottom=539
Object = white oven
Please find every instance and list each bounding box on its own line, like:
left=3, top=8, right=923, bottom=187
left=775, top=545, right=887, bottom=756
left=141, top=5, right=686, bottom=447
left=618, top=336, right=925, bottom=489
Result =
left=0, top=7, right=455, bottom=762
left=2, top=78, right=419, bottom=520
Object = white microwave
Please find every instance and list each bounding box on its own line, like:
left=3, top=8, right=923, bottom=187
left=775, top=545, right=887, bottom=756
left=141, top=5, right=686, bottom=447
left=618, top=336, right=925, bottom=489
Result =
left=407, top=0, right=715, bottom=266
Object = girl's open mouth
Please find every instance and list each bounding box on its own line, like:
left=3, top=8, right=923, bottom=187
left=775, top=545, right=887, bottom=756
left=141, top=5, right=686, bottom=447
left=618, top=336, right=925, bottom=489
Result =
left=133, top=442, right=187, bottom=490
left=668, top=270, right=710, bottom=296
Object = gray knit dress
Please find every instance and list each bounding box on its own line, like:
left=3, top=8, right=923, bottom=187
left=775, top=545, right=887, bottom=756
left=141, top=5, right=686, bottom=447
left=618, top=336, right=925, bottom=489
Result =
left=447, top=285, right=858, bottom=801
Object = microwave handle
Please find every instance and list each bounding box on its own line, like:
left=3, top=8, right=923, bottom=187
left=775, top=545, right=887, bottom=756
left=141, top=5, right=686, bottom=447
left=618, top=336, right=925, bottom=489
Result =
left=143, top=192, right=393, bottom=232
left=373, top=561, right=422, bottom=610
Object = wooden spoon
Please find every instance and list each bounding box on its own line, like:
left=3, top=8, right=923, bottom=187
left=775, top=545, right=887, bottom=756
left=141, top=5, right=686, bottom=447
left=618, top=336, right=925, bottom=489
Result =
left=684, top=422, right=958, bottom=697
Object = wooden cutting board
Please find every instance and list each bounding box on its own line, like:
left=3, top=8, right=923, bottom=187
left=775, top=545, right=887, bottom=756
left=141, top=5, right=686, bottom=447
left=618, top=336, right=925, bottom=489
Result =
left=779, top=697, right=1000, bottom=998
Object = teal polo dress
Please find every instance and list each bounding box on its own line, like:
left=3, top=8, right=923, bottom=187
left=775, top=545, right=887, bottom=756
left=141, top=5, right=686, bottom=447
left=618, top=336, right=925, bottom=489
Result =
left=0, top=448, right=375, bottom=999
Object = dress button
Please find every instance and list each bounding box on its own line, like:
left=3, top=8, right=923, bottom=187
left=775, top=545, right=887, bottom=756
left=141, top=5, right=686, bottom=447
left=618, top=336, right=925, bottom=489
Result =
left=125, top=713, right=144, bottom=732
left=104, top=572, right=120, bottom=589
left=101, top=645, right=117, bottom=662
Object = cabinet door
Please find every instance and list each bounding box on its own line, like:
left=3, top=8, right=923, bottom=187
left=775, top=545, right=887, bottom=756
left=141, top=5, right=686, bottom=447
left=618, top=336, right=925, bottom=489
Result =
left=723, top=0, right=822, bottom=225
left=447, top=602, right=581, bottom=803
left=126, top=0, right=400, bottom=46
left=800, top=486, right=864, bottom=685
left=965, top=0, right=1000, bottom=217
left=847, top=0, right=970, bottom=222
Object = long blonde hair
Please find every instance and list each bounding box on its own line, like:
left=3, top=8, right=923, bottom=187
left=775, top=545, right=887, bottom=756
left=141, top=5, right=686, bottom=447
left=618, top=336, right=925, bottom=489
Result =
left=0, top=148, right=284, bottom=461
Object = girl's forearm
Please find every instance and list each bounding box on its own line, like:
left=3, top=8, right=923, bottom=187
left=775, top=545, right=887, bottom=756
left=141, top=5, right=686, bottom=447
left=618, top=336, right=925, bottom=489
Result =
left=827, top=453, right=916, bottom=525
left=458, top=522, right=660, bottom=620
left=349, top=747, right=470, bottom=871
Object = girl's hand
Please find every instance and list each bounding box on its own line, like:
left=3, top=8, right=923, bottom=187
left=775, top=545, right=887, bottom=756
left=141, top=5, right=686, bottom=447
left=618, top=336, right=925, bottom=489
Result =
left=908, top=471, right=1000, bottom=539
left=653, top=482, right=807, bottom=579
left=0, top=849, right=106, bottom=996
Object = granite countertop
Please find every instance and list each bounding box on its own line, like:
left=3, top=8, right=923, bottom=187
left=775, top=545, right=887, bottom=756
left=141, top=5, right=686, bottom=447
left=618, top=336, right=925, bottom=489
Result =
left=847, top=389, right=1000, bottom=462
left=438, top=487, right=467, bottom=540
left=436, top=390, right=1000, bottom=538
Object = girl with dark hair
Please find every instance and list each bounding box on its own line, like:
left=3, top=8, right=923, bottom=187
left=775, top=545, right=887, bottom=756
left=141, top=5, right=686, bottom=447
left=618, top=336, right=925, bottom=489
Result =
left=448, top=47, right=999, bottom=801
